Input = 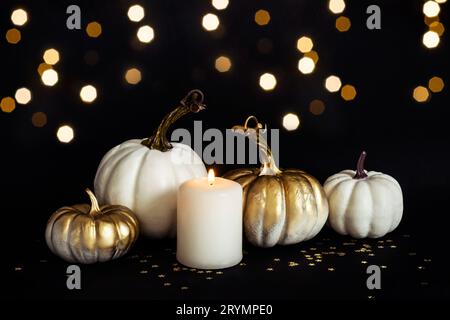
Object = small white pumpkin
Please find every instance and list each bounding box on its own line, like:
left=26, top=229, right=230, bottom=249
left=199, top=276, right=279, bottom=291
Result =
left=94, top=90, right=207, bottom=238
left=324, top=151, right=403, bottom=238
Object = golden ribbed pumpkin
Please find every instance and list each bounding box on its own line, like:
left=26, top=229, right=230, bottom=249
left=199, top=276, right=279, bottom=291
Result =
left=45, top=189, right=139, bottom=264
left=223, top=116, right=329, bottom=247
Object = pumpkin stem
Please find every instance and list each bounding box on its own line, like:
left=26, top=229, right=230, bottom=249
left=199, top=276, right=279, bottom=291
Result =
left=141, top=89, right=206, bottom=152
left=85, top=188, right=101, bottom=216
left=354, top=151, right=368, bottom=179
left=232, top=116, right=281, bottom=176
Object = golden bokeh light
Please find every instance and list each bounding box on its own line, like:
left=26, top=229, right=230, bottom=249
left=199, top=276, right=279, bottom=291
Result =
left=80, top=85, right=98, bottom=103
left=57, top=125, right=74, bottom=143
left=309, top=99, right=326, bottom=116
left=341, top=84, right=357, bottom=101
left=32, top=112, right=47, bottom=127
left=41, top=69, right=59, bottom=86
left=328, top=0, right=346, bottom=14
left=137, top=25, right=155, bottom=43
left=6, top=28, right=21, bottom=44
left=212, top=0, right=229, bottom=10
left=435, top=0, right=447, bottom=3
left=428, top=76, right=444, bottom=93
left=202, top=13, right=220, bottom=31
left=413, top=86, right=430, bottom=102
left=296, top=36, right=313, bottom=53
left=11, top=8, right=28, bottom=26
left=423, top=1, right=440, bottom=18
left=424, top=15, right=439, bottom=26
left=86, top=21, right=102, bottom=38
left=125, top=68, right=142, bottom=84
left=215, top=56, right=232, bottom=72
left=422, top=30, right=440, bottom=48
left=127, top=5, right=145, bottom=22
left=255, top=9, right=270, bottom=26
left=1, top=97, right=16, bottom=113
left=304, top=50, right=319, bottom=64
left=43, top=48, right=60, bottom=65
left=429, top=21, right=445, bottom=36
left=298, top=57, right=315, bottom=74
left=15, top=88, right=32, bottom=105
left=325, top=75, right=342, bottom=92
left=259, top=73, right=277, bottom=91
left=282, top=113, right=300, bottom=131
left=336, top=16, right=351, bottom=32
left=37, top=63, right=52, bottom=76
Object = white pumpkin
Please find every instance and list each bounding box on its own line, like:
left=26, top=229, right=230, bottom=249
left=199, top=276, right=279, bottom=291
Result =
left=324, top=151, right=403, bottom=238
left=94, top=90, right=207, bottom=238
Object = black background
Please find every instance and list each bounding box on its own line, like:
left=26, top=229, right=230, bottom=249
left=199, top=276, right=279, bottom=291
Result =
left=1, top=0, right=449, bottom=301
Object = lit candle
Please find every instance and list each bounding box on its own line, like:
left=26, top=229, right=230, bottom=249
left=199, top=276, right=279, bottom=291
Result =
left=177, top=169, right=243, bottom=269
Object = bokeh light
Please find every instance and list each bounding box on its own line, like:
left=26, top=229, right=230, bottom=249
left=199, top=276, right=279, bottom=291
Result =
left=282, top=113, right=300, bottom=131
left=32, top=112, right=47, bottom=127
left=304, top=50, right=319, bottom=64
left=255, top=9, right=270, bottom=26
left=341, top=84, right=357, bottom=101
left=6, top=28, right=21, bottom=44
left=11, top=8, right=28, bottom=26
left=57, top=125, right=74, bottom=143
left=127, top=5, right=145, bottom=22
left=15, top=88, right=32, bottom=105
left=309, top=99, right=326, bottom=115
left=424, top=15, right=439, bottom=26
left=137, top=25, right=154, bottom=43
left=41, top=69, right=59, bottom=86
left=328, top=0, right=346, bottom=14
left=428, top=76, right=444, bottom=93
left=125, top=68, right=142, bottom=84
left=422, top=30, right=440, bottom=48
left=215, top=56, right=232, bottom=72
left=429, top=21, right=445, bottom=36
left=37, top=63, right=52, bottom=76
left=80, top=85, right=97, bottom=103
left=413, top=86, right=430, bottom=102
left=259, top=73, right=277, bottom=91
left=202, top=13, right=220, bottom=31
left=1, top=97, right=16, bottom=113
left=296, top=36, right=313, bottom=53
left=423, top=1, right=440, bottom=18
left=86, top=21, right=102, bottom=38
left=298, top=57, right=315, bottom=74
left=212, top=0, right=229, bottom=10
left=336, top=16, right=351, bottom=32
left=43, top=48, right=60, bottom=65
left=325, top=75, right=342, bottom=92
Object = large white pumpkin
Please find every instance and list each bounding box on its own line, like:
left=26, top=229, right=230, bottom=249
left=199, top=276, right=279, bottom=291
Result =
left=94, top=90, right=207, bottom=238
left=324, top=151, right=403, bottom=238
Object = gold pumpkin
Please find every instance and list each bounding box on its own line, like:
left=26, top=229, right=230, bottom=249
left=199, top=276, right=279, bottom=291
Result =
left=223, top=116, right=329, bottom=247
left=45, top=189, right=139, bottom=264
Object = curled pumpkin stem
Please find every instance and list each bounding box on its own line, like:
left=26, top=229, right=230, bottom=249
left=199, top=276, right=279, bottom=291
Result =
left=86, top=188, right=101, bottom=216
left=142, top=89, right=206, bottom=152
left=354, top=151, right=368, bottom=179
left=232, top=116, right=281, bottom=176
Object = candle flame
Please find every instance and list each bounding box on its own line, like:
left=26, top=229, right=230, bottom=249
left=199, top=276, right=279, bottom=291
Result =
left=208, top=169, right=215, bottom=185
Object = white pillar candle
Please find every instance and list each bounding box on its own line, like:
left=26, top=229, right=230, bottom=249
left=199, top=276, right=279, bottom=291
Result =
left=177, top=169, right=243, bottom=269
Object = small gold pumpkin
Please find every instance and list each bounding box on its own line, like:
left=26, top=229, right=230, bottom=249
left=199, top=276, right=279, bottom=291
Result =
left=223, top=116, right=329, bottom=247
left=45, top=189, right=139, bottom=264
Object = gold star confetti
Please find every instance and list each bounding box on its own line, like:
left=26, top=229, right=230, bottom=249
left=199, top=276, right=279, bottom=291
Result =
left=288, top=261, right=299, bottom=267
